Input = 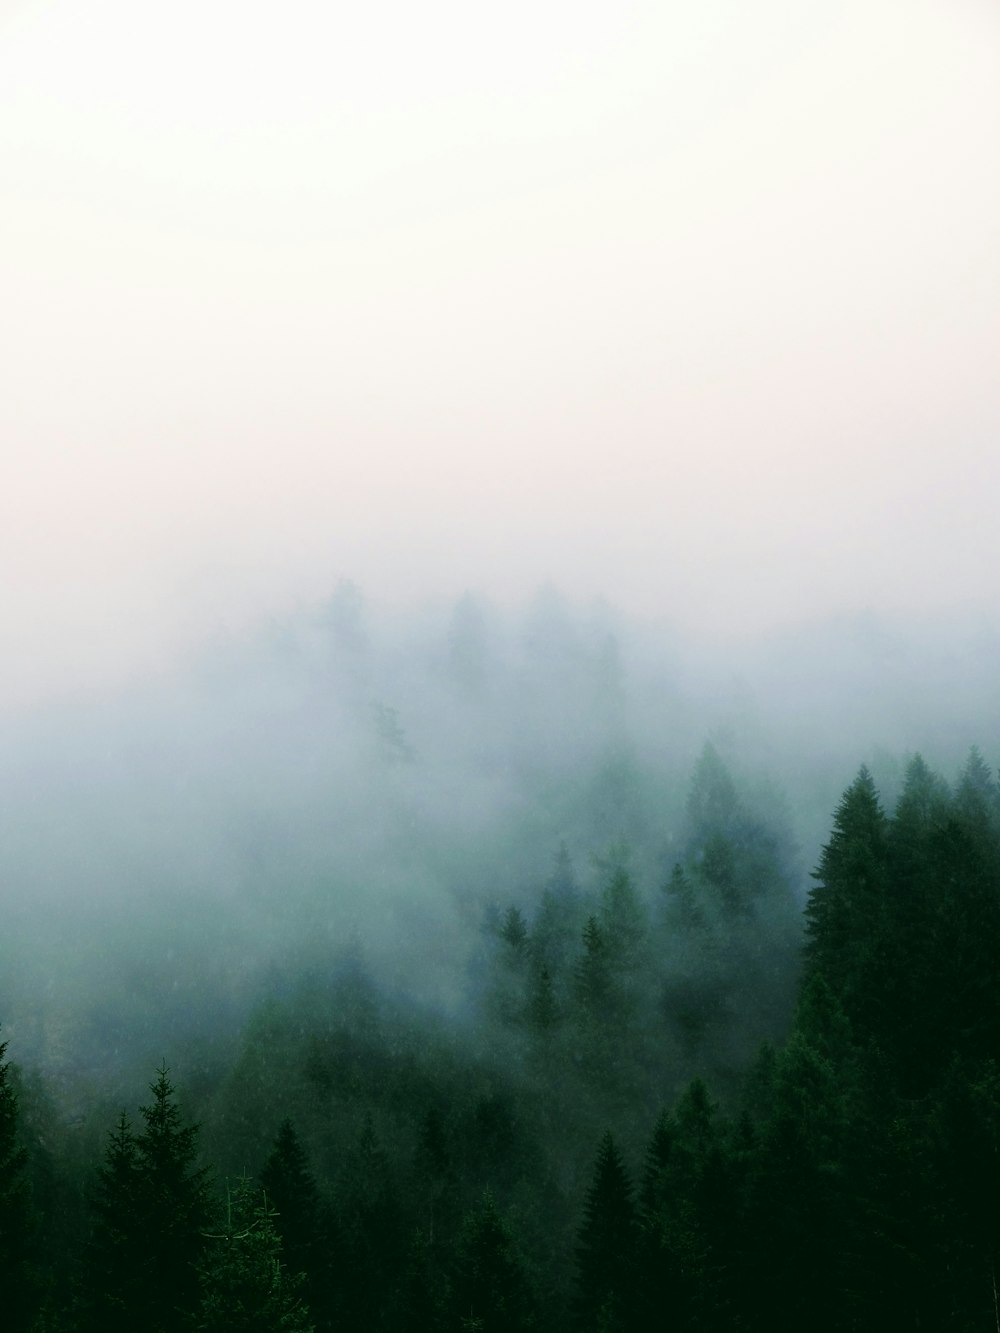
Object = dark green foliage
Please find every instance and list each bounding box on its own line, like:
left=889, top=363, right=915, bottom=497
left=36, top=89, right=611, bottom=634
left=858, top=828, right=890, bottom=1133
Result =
left=84, top=1111, right=143, bottom=1333
left=195, top=1174, right=314, bottom=1333
left=450, top=1191, right=536, bottom=1333
left=0, top=1033, right=34, bottom=1333
left=332, top=1114, right=407, bottom=1331
left=575, top=1133, right=637, bottom=1332
left=805, top=766, right=887, bottom=997
left=638, top=1082, right=738, bottom=1332
left=741, top=1033, right=851, bottom=1331
left=260, top=1121, right=327, bottom=1328
left=83, top=1066, right=211, bottom=1333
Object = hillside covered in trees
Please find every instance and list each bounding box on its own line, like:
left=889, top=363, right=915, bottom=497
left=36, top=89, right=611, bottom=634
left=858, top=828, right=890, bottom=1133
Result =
left=2, top=591, right=1000, bottom=1330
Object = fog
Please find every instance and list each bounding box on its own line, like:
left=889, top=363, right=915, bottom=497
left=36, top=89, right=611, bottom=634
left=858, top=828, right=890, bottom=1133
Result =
left=1, top=581, right=997, bottom=1098
left=2, top=11, right=1000, bottom=1315
left=2, top=0, right=1000, bottom=709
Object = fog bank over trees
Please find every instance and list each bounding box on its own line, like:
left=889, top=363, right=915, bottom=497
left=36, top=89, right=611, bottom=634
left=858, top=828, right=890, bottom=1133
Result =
left=1, top=583, right=996, bottom=1099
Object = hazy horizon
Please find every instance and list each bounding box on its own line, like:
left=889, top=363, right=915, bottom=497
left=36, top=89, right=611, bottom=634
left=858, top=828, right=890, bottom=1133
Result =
left=3, top=0, right=1000, bottom=709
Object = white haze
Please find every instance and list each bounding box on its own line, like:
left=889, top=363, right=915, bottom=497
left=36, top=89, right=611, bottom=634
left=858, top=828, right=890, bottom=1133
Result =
left=2, top=0, right=1000, bottom=709
left=2, top=1, right=1000, bottom=1093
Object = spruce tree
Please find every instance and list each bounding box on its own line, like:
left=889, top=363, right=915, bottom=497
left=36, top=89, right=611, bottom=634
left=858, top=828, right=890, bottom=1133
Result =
left=575, top=1132, right=637, bottom=1333
left=260, top=1121, right=327, bottom=1328
left=0, top=1032, right=33, bottom=1333
left=85, top=1066, right=210, bottom=1333
left=135, top=1065, right=212, bottom=1331
left=450, top=1190, right=535, bottom=1333
left=195, top=1174, right=314, bottom=1333
left=804, top=766, right=888, bottom=1028
left=83, top=1110, right=143, bottom=1333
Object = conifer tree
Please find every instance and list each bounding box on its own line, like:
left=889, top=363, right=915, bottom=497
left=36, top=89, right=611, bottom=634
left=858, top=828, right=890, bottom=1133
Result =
left=804, top=766, right=888, bottom=1026
left=0, top=1032, right=33, bottom=1333
left=662, top=863, right=705, bottom=932
left=85, top=1066, right=210, bottom=1333
left=83, top=1110, right=143, bottom=1333
left=575, top=1132, right=637, bottom=1333
left=261, top=1121, right=327, bottom=1328
left=574, top=916, right=611, bottom=1022
left=450, top=1190, right=535, bottom=1333
left=335, top=1114, right=405, bottom=1331
left=741, top=1031, right=850, bottom=1332
left=528, top=964, right=558, bottom=1035
left=195, top=1174, right=314, bottom=1333
left=599, top=861, right=647, bottom=971
left=136, top=1065, right=212, bottom=1330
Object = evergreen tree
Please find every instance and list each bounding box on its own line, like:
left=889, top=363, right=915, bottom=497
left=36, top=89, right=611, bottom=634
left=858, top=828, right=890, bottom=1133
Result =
left=741, top=1032, right=851, bottom=1332
left=527, top=964, right=558, bottom=1036
left=685, top=743, right=739, bottom=844
left=83, top=1111, right=143, bottom=1333
left=530, top=843, right=583, bottom=985
left=136, top=1065, right=212, bottom=1331
left=84, top=1066, right=210, bottom=1333
left=954, top=746, right=999, bottom=830
left=260, top=1121, right=328, bottom=1329
left=334, top=1114, right=405, bottom=1331
left=450, top=1191, right=535, bottom=1333
left=804, top=766, right=888, bottom=1028
left=574, top=916, right=612, bottom=1022
left=575, top=1133, right=637, bottom=1332
left=662, top=863, right=705, bottom=932
left=0, top=1032, right=33, bottom=1333
left=599, top=861, right=647, bottom=971
left=500, top=907, right=529, bottom=954
left=195, top=1174, right=314, bottom=1333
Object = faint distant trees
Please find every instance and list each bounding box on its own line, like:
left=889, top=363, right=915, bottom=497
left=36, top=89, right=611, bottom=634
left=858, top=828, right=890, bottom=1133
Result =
left=372, top=701, right=415, bottom=764
left=448, top=593, right=489, bottom=698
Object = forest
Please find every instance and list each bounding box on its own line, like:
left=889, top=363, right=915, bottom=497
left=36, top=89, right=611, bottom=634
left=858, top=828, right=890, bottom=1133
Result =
left=2, top=586, right=999, bottom=1331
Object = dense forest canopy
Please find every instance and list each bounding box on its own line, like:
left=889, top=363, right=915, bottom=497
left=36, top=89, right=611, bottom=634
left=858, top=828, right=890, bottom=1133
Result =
left=2, top=587, right=999, bottom=1330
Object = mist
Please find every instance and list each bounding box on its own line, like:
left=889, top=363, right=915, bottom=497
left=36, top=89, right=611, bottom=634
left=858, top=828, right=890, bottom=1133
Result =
left=3, top=0, right=1000, bottom=709
left=3, top=2, right=1000, bottom=1329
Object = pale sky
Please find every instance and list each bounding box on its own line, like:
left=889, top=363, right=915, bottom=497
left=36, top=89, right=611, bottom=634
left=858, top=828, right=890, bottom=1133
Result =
left=2, top=0, right=999, bottom=707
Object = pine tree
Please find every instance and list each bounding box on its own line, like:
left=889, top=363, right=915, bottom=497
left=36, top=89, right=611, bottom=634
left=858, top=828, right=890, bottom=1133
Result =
left=135, top=1065, right=212, bottom=1331
left=575, top=1132, right=637, bottom=1332
left=662, top=863, right=705, bottom=932
left=335, top=1114, right=405, bottom=1331
left=499, top=907, right=529, bottom=954
left=260, top=1121, right=328, bottom=1328
left=195, top=1174, right=314, bottom=1333
left=527, top=964, right=558, bottom=1035
left=636, top=1112, right=690, bottom=1332
left=83, top=1110, right=143, bottom=1333
left=741, top=1032, right=851, bottom=1333
left=599, top=862, right=647, bottom=970
left=0, top=1031, right=33, bottom=1333
left=804, top=766, right=888, bottom=1027
left=84, top=1066, right=211, bottom=1333
left=450, top=1191, right=535, bottom=1333
left=574, top=916, right=611, bottom=1022
left=685, top=743, right=739, bottom=844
